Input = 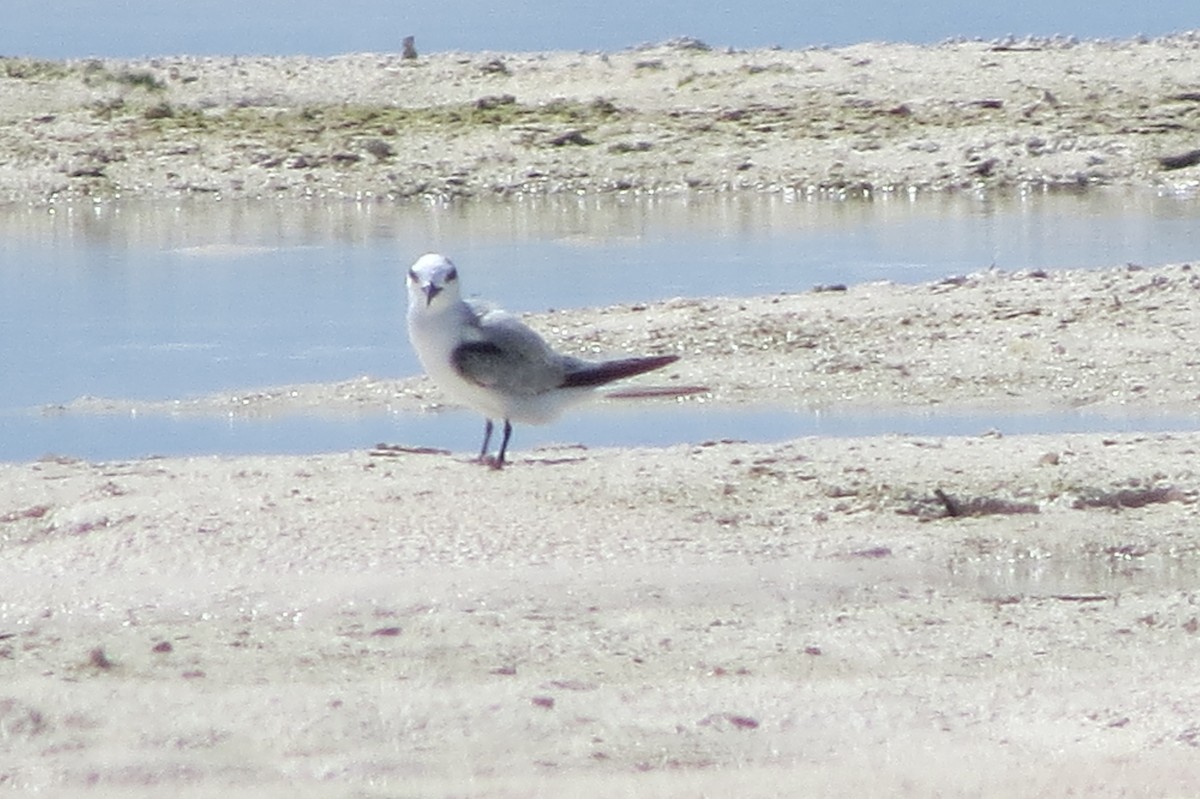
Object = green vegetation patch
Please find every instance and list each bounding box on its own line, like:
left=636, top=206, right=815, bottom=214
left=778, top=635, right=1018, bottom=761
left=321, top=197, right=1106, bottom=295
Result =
left=1, top=57, right=71, bottom=81
left=81, top=61, right=167, bottom=91
left=141, top=96, right=623, bottom=140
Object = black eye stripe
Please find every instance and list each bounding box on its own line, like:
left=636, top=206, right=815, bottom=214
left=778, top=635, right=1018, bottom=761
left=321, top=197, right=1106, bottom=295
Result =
left=445, top=267, right=458, bottom=282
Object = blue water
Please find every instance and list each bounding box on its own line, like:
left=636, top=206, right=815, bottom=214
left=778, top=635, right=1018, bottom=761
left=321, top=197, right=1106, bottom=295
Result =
left=3, top=190, right=1200, bottom=462
left=4, top=1, right=1195, bottom=59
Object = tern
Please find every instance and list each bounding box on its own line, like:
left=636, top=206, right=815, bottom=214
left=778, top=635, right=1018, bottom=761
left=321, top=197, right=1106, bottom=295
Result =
left=406, top=253, right=689, bottom=468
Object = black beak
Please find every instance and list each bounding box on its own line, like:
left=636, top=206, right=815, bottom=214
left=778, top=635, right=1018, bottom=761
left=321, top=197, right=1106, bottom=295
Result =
left=423, top=284, right=442, bottom=306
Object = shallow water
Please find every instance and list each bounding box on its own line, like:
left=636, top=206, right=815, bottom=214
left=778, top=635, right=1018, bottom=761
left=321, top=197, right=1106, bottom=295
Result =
left=3, top=189, right=1200, bottom=462
left=4, top=403, right=1200, bottom=465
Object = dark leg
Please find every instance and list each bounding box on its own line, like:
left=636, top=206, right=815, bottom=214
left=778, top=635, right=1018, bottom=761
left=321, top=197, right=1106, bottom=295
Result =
left=493, top=420, right=513, bottom=469
left=477, top=419, right=494, bottom=462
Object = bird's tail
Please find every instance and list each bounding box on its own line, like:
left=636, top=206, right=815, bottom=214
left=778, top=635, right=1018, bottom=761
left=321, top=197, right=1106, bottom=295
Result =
left=559, top=354, right=680, bottom=388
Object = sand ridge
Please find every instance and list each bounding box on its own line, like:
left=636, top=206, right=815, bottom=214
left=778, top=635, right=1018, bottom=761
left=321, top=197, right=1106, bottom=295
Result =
left=3, top=34, right=1200, bottom=203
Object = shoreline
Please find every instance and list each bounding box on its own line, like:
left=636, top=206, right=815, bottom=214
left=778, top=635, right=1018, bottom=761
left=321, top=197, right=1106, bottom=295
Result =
left=42, top=261, right=1200, bottom=424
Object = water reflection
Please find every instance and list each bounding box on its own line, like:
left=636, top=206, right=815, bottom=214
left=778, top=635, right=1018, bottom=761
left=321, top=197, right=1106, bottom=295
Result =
left=5, top=188, right=1199, bottom=292
left=949, top=547, right=1200, bottom=597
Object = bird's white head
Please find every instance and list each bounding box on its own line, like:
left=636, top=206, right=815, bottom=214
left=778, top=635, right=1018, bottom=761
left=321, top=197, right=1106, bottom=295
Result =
left=407, top=253, right=462, bottom=313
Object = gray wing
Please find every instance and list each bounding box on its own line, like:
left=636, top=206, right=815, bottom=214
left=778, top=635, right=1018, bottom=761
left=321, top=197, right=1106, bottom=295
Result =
left=451, top=304, right=569, bottom=395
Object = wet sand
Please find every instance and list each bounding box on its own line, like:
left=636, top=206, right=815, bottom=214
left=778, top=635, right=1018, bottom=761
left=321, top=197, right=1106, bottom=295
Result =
left=4, top=35, right=1200, bottom=797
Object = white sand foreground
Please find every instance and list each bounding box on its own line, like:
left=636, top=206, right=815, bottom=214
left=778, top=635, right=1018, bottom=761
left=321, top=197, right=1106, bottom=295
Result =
left=2, top=429, right=1200, bottom=796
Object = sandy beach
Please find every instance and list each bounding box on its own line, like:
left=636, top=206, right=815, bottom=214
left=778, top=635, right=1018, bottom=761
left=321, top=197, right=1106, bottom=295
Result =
left=4, top=35, right=1200, bottom=797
